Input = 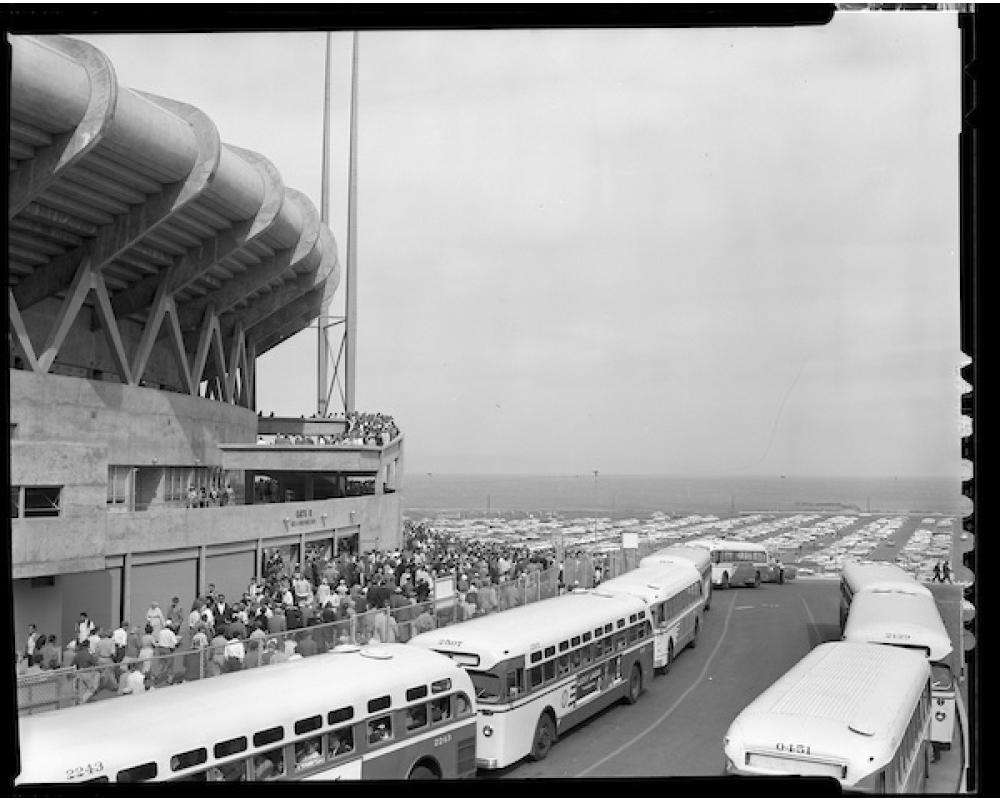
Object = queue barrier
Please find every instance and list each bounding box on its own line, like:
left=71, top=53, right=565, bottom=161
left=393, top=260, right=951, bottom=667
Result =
left=16, top=567, right=561, bottom=717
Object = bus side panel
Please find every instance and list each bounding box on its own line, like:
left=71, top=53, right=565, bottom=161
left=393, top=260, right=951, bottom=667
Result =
left=301, top=759, right=363, bottom=781
left=359, top=719, right=477, bottom=779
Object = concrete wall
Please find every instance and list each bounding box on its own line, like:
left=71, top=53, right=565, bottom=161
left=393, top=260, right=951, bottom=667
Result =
left=10, top=369, right=257, bottom=467
left=12, top=492, right=403, bottom=579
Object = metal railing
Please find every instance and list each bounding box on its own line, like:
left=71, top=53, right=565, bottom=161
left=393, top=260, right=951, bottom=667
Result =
left=17, top=566, right=562, bottom=716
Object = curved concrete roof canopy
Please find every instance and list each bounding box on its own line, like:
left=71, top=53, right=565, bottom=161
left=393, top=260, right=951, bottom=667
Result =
left=8, top=34, right=340, bottom=407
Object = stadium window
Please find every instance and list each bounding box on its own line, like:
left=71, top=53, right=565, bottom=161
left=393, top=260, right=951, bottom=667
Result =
left=22, top=486, right=61, bottom=517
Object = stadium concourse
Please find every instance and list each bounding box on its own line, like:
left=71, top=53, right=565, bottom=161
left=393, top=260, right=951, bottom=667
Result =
left=16, top=520, right=596, bottom=712
left=9, top=34, right=403, bottom=677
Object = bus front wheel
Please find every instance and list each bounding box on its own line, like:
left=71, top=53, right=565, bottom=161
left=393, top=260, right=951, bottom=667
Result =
left=626, top=664, right=643, bottom=703
left=530, top=713, right=556, bottom=761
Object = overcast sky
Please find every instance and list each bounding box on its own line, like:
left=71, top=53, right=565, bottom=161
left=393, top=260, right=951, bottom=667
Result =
left=75, top=11, right=963, bottom=478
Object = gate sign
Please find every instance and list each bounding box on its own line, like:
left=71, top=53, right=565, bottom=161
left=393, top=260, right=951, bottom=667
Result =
left=622, top=531, right=639, bottom=550
left=433, top=576, right=455, bottom=608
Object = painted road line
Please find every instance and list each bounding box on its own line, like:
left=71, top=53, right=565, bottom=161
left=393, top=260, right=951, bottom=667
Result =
left=576, top=591, right=739, bottom=778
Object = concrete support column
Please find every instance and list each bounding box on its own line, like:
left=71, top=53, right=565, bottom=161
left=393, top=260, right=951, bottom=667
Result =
left=197, top=545, right=207, bottom=597
left=305, top=475, right=314, bottom=501
left=121, top=552, right=133, bottom=630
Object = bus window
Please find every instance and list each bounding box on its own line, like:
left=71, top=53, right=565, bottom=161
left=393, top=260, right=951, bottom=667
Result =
left=252, top=748, right=284, bottom=781
left=615, top=633, right=627, bottom=652
left=581, top=644, right=593, bottom=665
left=294, top=737, right=324, bottom=772
left=603, top=637, right=614, bottom=657
left=405, top=703, right=428, bottom=731
left=557, top=654, right=570, bottom=676
left=931, top=663, right=953, bottom=690
left=116, top=762, right=157, bottom=783
left=543, top=660, right=556, bottom=682
left=627, top=625, right=639, bottom=644
left=431, top=697, right=452, bottom=723
left=506, top=668, right=524, bottom=699
left=170, top=748, right=207, bottom=772
left=529, top=665, right=543, bottom=688
left=325, top=726, right=355, bottom=759
left=368, top=715, right=393, bottom=745
left=455, top=692, right=471, bottom=716
left=570, top=649, right=581, bottom=670
left=469, top=671, right=502, bottom=702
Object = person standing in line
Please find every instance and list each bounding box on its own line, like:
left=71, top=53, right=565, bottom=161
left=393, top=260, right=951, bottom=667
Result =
left=932, top=562, right=942, bottom=582
left=77, top=612, right=95, bottom=647
left=145, top=601, right=166, bottom=637
left=112, top=621, right=129, bottom=662
left=26, top=624, right=39, bottom=662
left=942, top=562, right=952, bottom=583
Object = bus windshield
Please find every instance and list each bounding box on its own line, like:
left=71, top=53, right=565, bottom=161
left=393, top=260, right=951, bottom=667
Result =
left=468, top=671, right=502, bottom=703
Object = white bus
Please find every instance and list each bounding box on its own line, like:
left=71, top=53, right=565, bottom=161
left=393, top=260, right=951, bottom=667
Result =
left=598, top=561, right=704, bottom=674
left=839, top=559, right=931, bottom=632
left=640, top=544, right=713, bottom=611
left=842, top=589, right=956, bottom=754
left=689, top=539, right=771, bottom=589
left=16, top=644, right=477, bottom=785
left=723, top=641, right=932, bottom=792
left=408, top=589, right=655, bottom=769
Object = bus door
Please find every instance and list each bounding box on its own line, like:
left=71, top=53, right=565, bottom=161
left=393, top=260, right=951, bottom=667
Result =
left=930, top=662, right=956, bottom=749
left=651, top=602, right=669, bottom=668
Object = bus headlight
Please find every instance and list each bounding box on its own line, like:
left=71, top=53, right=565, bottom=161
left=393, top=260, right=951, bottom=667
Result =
left=483, top=725, right=494, bottom=737
left=724, top=755, right=736, bottom=773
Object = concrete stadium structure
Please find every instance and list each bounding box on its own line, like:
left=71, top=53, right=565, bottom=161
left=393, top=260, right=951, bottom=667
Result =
left=8, top=35, right=403, bottom=647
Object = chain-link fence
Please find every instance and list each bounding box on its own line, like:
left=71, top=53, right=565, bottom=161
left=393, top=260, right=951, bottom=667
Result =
left=17, top=567, right=563, bottom=717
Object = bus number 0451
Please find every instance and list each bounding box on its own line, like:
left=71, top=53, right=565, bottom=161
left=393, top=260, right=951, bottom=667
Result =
left=433, top=734, right=452, bottom=748
left=775, top=743, right=811, bottom=755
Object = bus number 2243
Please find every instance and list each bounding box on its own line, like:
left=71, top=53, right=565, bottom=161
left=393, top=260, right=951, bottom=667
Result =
left=434, top=734, right=452, bottom=748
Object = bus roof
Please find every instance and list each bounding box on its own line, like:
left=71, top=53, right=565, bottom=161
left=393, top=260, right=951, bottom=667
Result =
left=640, top=545, right=711, bottom=571
left=710, top=540, right=768, bottom=553
left=598, top=562, right=702, bottom=606
left=408, top=590, right=649, bottom=670
left=841, top=560, right=931, bottom=597
left=16, top=644, right=470, bottom=785
left=725, top=642, right=929, bottom=782
left=842, top=591, right=953, bottom=662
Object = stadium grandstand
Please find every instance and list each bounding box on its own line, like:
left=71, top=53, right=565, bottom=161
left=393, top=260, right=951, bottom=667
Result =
left=8, top=35, right=403, bottom=651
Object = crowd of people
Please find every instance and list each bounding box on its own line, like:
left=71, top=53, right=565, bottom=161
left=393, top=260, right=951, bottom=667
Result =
left=16, top=519, right=596, bottom=709
left=255, top=411, right=400, bottom=448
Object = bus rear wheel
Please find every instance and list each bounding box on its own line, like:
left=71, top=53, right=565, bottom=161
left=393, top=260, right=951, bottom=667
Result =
left=408, top=764, right=439, bottom=780
left=530, top=713, right=556, bottom=761
left=626, top=664, right=643, bottom=703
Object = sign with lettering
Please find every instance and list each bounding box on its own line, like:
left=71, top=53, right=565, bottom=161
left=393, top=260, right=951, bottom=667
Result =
left=284, top=508, right=321, bottom=530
